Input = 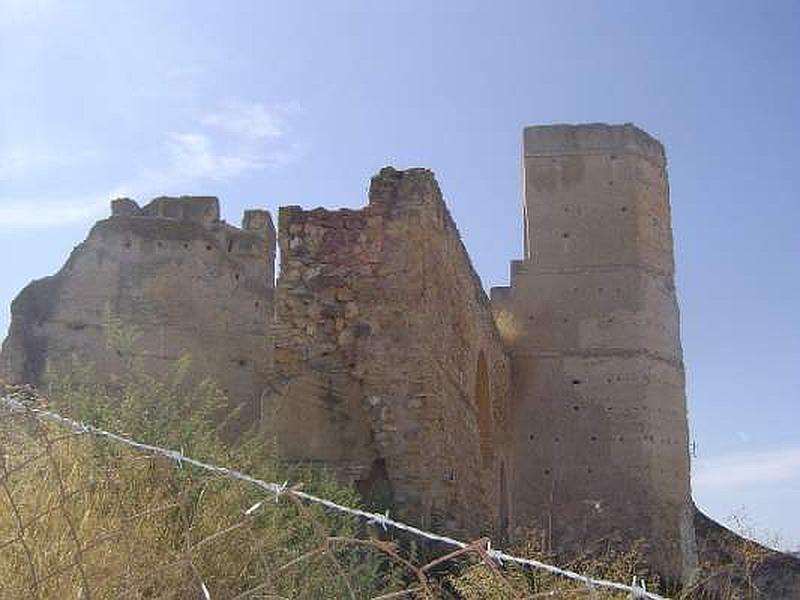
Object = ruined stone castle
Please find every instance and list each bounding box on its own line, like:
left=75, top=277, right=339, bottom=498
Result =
left=1, top=124, right=698, bottom=583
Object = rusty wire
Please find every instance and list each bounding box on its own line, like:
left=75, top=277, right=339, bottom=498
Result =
left=0, top=394, right=659, bottom=600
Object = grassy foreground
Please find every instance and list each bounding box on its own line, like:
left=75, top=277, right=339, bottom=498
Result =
left=0, top=350, right=781, bottom=598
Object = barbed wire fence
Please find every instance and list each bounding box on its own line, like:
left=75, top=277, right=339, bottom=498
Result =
left=0, top=391, right=665, bottom=600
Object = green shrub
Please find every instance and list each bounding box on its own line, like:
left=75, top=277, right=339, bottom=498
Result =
left=0, top=335, right=412, bottom=598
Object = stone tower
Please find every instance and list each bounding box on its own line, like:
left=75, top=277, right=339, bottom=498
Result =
left=491, top=123, right=696, bottom=582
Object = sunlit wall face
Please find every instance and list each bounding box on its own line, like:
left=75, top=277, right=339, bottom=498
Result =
left=1, top=0, right=798, bottom=551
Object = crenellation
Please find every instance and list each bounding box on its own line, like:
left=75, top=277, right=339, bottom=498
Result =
left=110, top=197, right=140, bottom=216
left=139, top=195, right=221, bottom=224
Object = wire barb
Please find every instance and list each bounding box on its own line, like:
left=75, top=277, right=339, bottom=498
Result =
left=0, top=394, right=671, bottom=600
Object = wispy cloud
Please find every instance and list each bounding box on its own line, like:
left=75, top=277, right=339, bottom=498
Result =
left=166, top=132, right=267, bottom=179
left=0, top=196, right=108, bottom=230
left=121, top=102, right=301, bottom=198
left=127, top=100, right=300, bottom=195
left=693, top=446, right=800, bottom=489
left=0, top=99, right=301, bottom=230
left=0, top=144, right=95, bottom=181
left=165, top=128, right=296, bottom=178
left=200, top=101, right=293, bottom=140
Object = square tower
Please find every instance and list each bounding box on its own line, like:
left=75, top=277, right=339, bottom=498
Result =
left=492, top=123, right=696, bottom=583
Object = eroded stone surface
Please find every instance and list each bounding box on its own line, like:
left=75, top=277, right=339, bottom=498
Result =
left=0, top=196, right=276, bottom=429
left=264, top=167, right=510, bottom=538
left=491, top=123, right=696, bottom=582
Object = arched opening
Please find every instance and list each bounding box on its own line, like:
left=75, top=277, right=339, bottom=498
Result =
left=475, top=350, right=493, bottom=469
left=355, top=458, right=393, bottom=511
left=499, top=459, right=510, bottom=542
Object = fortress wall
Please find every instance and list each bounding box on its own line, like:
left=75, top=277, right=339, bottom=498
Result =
left=266, top=167, right=511, bottom=537
left=492, top=124, right=696, bottom=582
left=0, top=126, right=712, bottom=578
left=0, top=197, right=276, bottom=431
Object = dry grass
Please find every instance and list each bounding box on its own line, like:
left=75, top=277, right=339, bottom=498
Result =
left=2, top=386, right=781, bottom=599
left=0, top=350, right=415, bottom=599
left=1, top=316, right=785, bottom=599
left=0, top=400, right=414, bottom=599
left=449, top=528, right=656, bottom=599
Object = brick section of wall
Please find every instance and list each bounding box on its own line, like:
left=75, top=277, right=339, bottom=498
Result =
left=265, top=167, right=511, bottom=539
left=0, top=197, right=276, bottom=431
left=492, top=124, right=697, bottom=583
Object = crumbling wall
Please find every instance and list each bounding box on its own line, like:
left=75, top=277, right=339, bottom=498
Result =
left=0, top=196, right=275, bottom=430
left=0, top=126, right=712, bottom=578
left=492, top=124, right=696, bottom=583
left=265, top=167, right=510, bottom=538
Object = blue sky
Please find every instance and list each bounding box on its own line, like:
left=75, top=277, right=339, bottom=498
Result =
left=1, top=1, right=798, bottom=550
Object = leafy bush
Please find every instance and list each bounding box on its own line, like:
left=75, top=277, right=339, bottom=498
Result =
left=0, top=321, right=411, bottom=598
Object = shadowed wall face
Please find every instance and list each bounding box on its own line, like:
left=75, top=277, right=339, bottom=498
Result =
left=0, top=197, right=276, bottom=431
left=492, top=124, right=696, bottom=582
left=264, top=168, right=511, bottom=538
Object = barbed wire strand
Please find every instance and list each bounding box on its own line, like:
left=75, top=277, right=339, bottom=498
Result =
left=0, top=394, right=666, bottom=600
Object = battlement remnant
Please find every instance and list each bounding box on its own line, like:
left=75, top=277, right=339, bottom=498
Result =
left=242, top=209, right=276, bottom=239
left=1, top=197, right=276, bottom=432
left=522, top=122, right=665, bottom=160
left=110, top=197, right=140, bottom=216
left=111, top=195, right=221, bottom=225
